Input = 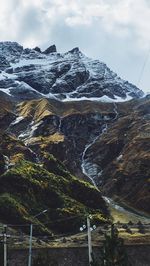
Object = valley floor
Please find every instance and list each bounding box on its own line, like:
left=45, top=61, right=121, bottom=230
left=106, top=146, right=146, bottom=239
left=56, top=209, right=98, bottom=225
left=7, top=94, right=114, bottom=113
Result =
left=105, top=197, right=150, bottom=224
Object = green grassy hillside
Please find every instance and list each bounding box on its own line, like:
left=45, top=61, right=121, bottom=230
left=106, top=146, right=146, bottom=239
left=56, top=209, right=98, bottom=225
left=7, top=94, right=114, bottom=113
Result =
left=0, top=152, right=109, bottom=235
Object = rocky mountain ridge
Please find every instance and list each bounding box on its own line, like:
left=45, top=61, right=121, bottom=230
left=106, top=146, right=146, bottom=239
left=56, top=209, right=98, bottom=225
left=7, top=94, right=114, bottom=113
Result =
left=0, top=42, right=143, bottom=102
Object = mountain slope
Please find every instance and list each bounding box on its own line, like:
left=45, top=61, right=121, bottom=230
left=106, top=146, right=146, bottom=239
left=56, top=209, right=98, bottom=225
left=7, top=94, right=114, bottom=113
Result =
left=0, top=139, right=109, bottom=234
left=82, top=96, right=150, bottom=214
left=0, top=41, right=149, bottom=232
left=6, top=95, right=150, bottom=216
left=8, top=98, right=118, bottom=177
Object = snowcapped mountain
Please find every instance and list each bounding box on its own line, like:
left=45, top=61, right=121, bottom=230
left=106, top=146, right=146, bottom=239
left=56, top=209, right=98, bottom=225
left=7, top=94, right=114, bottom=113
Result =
left=0, top=42, right=149, bottom=238
left=0, top=42, right=143, bottom=102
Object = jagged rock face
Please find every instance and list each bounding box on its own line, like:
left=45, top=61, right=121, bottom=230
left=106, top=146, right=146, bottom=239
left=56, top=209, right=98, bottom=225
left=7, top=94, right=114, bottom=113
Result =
left=0, top=42, right=143, bottom=102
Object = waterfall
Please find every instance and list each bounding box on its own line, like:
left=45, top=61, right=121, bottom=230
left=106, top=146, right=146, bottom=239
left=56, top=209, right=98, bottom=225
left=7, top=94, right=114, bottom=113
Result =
left=81, top=123, right=107, bottom=187
left=58, top=117, right=62, bottom=133
left=80, top=105, right=149, bottom=223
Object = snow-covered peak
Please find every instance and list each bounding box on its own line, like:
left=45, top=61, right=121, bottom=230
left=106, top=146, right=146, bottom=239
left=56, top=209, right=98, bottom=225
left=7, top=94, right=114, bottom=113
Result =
left=0, top=42, right=144, bottom=102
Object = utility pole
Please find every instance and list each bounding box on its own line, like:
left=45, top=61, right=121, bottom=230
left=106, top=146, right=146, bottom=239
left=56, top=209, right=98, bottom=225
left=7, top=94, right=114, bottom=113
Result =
left=3, top=225, right=7, bottom=266
left=28, top=224, right=33, bottom=266
left=87, top=216, right=92, bottom=265
left=28, top=209, right=47, bottom=266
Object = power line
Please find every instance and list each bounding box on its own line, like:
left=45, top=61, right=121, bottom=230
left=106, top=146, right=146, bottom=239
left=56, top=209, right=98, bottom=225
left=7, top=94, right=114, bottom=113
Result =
left=5, top=217, right=150, bottom=229
left=6, top=214, right=85, bottom=228
left=137, top=47, right=150, bottom=87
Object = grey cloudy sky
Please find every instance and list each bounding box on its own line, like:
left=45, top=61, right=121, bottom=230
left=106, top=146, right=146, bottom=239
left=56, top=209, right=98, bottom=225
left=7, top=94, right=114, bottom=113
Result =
left=1, top=0, right=150, bottom=92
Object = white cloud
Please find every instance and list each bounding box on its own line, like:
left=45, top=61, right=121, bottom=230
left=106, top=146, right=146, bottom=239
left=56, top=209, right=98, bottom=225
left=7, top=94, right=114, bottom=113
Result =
left=1, top=0, right=150, bottom=49
left=59, top=0, right=150, bottom=50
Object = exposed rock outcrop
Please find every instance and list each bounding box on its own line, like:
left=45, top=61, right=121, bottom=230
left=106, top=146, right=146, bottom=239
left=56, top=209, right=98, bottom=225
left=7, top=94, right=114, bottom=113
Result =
left=43, top=44, right=57, bottom=54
